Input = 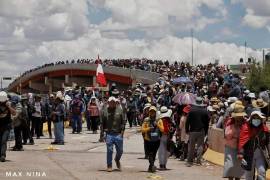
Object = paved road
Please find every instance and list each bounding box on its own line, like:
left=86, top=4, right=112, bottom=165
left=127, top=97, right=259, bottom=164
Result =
left=0, top=126, right=223, bottom=180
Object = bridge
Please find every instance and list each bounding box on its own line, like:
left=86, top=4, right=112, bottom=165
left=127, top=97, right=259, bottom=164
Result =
left=7, top=63, right=160, bottom=94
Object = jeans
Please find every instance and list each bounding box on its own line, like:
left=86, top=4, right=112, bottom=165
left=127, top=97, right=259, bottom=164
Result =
left=53, top=121, right=64, bottom=143
left=158, top=134, right=169, bottom=166
left=72, top=115, right=82, bottom=133
left=106, top=134, right=123, bottom=167
left=0, top=129, right=10, bottom=158
left=187, top=131, right=205, bottom=164
left=245, top=148, right=266, bottom=180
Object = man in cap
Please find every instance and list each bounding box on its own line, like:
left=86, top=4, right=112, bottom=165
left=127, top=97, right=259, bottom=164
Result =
left=185, top=97, right=209, bottom=167
left=101, top=96, right=126, bottom=172
left=0, top=91, right=16, bottom=162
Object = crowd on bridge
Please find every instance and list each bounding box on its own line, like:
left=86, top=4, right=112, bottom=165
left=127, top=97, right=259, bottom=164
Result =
left=1, top=60, right=270, bottom=179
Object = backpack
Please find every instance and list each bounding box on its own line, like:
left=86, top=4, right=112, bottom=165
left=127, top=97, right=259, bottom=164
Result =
left=72, top=100, right=82, bottom=115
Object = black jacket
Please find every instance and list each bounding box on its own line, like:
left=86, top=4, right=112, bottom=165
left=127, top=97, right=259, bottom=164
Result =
left=185, top=105, right=210, bottom=135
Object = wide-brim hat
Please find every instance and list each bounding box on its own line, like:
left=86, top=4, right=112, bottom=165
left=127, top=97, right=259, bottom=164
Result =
left=159, top=106, right=172, bottom=119
left=193, top=97, right=206, bottom=107
left=248, top=110, right=266, bottom=121
left=143, top=103, right=151, bottom=110
left=231, top=102, right=247, bottom=117
left=252, top=99, right=268, bottom=109
left=149, top=106, right=157, bottom=112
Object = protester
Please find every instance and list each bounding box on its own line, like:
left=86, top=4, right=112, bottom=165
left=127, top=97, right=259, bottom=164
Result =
left=141, top=106, right=164, bottom=173
left=185, top=97, right=210, bottom=167
left=158, top=106, right=172, bottom=170
left=179, top=105, right=191, bottom=161
left=223, top=101, right=246, bottom=180
left=101, top=96, right=126, bottom=172
left=0, top=91, right=16, bottom=162
left=238, top=111, right=270, bottom=180
left=70, top=94, right=83, bottom=134
left=31, top=95, right=42, bottom=139
left=142, top=103, right=151, bottom=159
left=51, top=93, right=65, bottom=145
left=87, top=96, right=100, bottom=134
left=11, top=95, right=28, bottom=151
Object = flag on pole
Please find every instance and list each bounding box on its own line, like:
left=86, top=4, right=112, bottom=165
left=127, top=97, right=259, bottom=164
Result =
left=96, top=55, right=107, bottom=86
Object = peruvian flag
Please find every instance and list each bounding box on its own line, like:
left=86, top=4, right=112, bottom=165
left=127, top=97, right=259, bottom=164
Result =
left=96, top=55, right=107, bottom=86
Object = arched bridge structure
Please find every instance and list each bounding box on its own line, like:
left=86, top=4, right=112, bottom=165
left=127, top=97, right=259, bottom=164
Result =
left=7, top=64, right=161, bottom=94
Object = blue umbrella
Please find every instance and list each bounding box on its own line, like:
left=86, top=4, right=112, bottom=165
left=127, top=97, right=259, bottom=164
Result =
left=172, top=77, right=192, bottom=84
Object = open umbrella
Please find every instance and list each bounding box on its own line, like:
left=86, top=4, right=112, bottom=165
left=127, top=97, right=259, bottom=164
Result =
left=172, top=77, right=192, bottom=84
left=173, top=92, right=196, bottom=105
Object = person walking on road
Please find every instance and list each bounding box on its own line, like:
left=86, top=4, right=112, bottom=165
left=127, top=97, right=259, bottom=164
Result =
left=185, top=97, right=210, bottom=167
left=0, top=91, right=16, bottom=162
left=223, top=101, right=245, bottom=180
left=101, top=96, right=126, bottom=172
left=158, top=106, right=172, bottom=170
left=141, top=106, right=164, bottom=173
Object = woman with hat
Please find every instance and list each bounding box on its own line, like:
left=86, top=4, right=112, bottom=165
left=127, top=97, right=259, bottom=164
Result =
left=158, top=106, right=173, bottom=170
left=142, top=103, right=151, bottom=159
left=223, top=101, right=246, bottom=180
left=252, top=98, right=269, bottom=119
left=179, top=105, right=191, bottom=161
left=141, top=106, right=164, bottom=173
left=238, top=111, right=270, bottom=180
left=87, top=96, right=100, bottom=134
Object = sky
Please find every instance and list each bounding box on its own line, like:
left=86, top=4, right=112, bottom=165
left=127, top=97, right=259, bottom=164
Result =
left=0, top=0, right=270, bottom=85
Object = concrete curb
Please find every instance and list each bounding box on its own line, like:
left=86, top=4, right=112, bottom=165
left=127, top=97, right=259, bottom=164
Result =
left=203, top=148, right=270, bottom=180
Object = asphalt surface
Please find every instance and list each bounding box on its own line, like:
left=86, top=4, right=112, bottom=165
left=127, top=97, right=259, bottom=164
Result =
left=0, top=125, right=223, bottom=180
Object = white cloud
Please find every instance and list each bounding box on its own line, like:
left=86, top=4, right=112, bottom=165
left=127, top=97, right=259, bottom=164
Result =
left=0, top=0, right=264, bottom=89
left=92, top=0, right=226, bottom=33
left=35, top=29, right=261, bottom=66
left=234, top=0, right=270, bottom=30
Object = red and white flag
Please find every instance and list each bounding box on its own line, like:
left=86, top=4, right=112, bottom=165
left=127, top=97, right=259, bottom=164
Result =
left=96, top=55, right=107, bottom=86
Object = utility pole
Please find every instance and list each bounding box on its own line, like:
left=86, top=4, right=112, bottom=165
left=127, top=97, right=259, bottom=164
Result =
left=263, top=49, right=265, bottom=66
left=191, top=29, right=194, bottom=66
left=245, top=41, right=247, bottom=64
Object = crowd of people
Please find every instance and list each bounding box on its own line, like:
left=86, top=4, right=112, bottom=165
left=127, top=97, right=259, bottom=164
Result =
left=1, top=60, right=270, bottom=179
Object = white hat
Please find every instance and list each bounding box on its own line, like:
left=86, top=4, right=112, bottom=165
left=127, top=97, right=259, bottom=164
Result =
left=248, top=111, right=266, bottom=121
left=244, top=90, right=250, bottom=94
left=56, top=91, right=64, bottom=100
left=159, top=106, right=172, bottom=119
left=0, top=91, right=8, bottom=102
left=108, top=96, right=116, bottom=102
left=248, top=93, right=256, bottom=99
left=227, top=97, right=238, bottom=104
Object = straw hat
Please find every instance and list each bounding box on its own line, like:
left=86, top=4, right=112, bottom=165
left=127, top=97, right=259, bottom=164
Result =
left=231, top=102, right=247, bottom=117
left=252, top=99, right=268, bottom=109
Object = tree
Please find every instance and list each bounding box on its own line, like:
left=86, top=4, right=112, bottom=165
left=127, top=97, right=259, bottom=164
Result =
left=247, top=61, right=270, bottom=92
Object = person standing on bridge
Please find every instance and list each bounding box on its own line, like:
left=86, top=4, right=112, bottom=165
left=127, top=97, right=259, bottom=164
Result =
left=101, top=96, right=125, bottom=172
